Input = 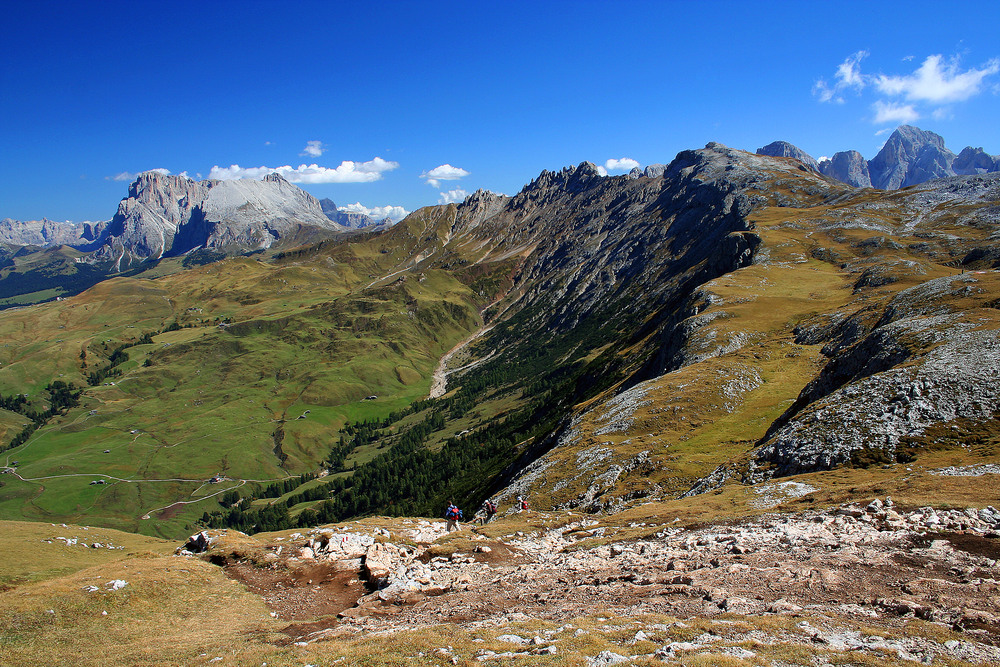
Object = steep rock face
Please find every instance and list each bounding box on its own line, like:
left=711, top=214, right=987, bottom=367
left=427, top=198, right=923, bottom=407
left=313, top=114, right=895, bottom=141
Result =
left=93, top=172, right=345, bottom=270
left=868, top=126, right=955, bottom=189
left=756, top=141, right=820, bottom=172
left=449, top=148, right=780, bottom=345
left=0, top=218, right=104, bottom=247
left=954, top=147, right=1000, bottom=175
left=439, top=145, right=836, bottom=504
left=819, top=150, right=872, bottom=188
left=770, top=126, right=997, bottom=191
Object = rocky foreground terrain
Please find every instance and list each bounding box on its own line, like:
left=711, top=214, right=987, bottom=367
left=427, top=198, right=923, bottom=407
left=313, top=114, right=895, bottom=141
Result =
left=178, top=486, right=1000, bottom=666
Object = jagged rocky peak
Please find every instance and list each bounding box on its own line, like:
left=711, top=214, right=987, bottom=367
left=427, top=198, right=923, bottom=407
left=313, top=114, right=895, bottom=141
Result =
left=628, top=164, right=667, bottom=179
left=93, top=171, right=346, bottom=270
left=756, top=140, right=820, bottom=172
left=523, top=161, right=603, bottom=194
left=954, top=146, right=1000, bottom=175
left=868, top=125, right=955, bottom=189
left=819, top=150, right=872, bottom=188
left=765, top=125, right=997, bottom=191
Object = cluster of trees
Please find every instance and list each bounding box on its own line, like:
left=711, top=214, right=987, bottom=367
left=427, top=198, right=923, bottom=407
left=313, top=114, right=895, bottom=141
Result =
left=200, top=299, right=641, bottom=535
left=1, top=381, right=82, bottom=452
left=85, top=331, right=155, bottom=385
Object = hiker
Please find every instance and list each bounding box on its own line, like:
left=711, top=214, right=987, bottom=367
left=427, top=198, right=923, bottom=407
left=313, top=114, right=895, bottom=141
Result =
left=444, top=502, right=462, bottom=531
left=517, top=495, right=529, bottom=513
left=480, top=499, right=497, bottom=525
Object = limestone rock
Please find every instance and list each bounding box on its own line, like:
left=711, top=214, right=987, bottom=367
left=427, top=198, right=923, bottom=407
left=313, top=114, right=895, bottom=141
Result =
left=819, top=150, right=872, bottom=187
left=868, top=125, right=955, bottom=189
left=756, top=140, right=820, bottom=172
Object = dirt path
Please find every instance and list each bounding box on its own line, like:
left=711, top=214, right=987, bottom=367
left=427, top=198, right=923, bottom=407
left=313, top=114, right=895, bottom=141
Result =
left=428, top=325, right=495, bottom=398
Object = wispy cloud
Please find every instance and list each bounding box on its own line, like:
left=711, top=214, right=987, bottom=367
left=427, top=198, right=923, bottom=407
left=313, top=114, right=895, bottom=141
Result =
left=300, top=140, right=325, bottom=157
left=208, top=158, right=399, bottom=184
left=106, top=168, right=171, bottom=182
left=813, top=50, right=869, bottom=103
left=872, top=100, right=920, bottom=125
left=874, top=54, right=1000, bottom=103
left=339, top=202, right=409, bottom=223
left=815, top=51, right=999, bottom=125
left=421, top=164, right=470, bottom=188
left=438, top=189, right=468, bottom=204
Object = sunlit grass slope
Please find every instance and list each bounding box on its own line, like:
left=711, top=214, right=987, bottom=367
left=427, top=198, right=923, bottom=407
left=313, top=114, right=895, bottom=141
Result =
left=0, top=208, right=493, bottom=538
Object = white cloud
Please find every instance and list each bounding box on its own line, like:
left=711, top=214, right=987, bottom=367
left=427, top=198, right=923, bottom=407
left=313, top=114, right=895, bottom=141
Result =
left=604, top=157, right=640, bottom=172
left=875, top=54, right=1000, bottom=103
left=421, top=164, right=470, bottom=188
left=814, top=50, right=869, bottom=103
left=438, top=189, right=468, bottom=204
left=872, top=100, right=920, bottom=125
left=339, top=202, right=409, bottom=223
left=816, top=51, right=999, bottom=125
left=300, top=140, right=325, bottom=157
left=207, top=158, right=399, bottom=184
left=107, top=168, right=171, bottom=182
left=595, top=165, right=608, bottom=176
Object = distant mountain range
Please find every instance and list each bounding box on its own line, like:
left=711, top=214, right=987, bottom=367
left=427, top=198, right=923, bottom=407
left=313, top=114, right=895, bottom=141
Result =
left=1, top=174, right=380, bottom=268
left=758, top=125, right=1000, bottom=189
left=1, top=125, right=996, bottom=305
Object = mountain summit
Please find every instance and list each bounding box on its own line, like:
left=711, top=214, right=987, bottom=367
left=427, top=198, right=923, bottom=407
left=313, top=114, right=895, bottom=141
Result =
left=89, top=171, right=345, bottom=271
left=757, top=125, right=1000, bottom=190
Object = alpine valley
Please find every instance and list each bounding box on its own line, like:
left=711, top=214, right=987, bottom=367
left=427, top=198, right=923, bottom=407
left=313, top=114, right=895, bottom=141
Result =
left=2, top=127, right=1000, bottom=666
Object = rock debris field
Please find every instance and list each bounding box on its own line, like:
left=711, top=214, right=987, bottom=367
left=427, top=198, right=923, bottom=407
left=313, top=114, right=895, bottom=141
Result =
left=187, top=501, right=1000, bottom=665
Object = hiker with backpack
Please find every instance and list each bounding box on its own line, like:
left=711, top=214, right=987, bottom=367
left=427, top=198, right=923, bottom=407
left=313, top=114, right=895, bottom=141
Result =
left=480, top=499, right=497, bottom=525
left=444, top=502, right=462, bottom=531
left=517, top=495, right=529, bottom=513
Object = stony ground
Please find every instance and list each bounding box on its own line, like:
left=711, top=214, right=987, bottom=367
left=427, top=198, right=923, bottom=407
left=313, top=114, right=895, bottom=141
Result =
left=188, top=500, right=1000, bottom=665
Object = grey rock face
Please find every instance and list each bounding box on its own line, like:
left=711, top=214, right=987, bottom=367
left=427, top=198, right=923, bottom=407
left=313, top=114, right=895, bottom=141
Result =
left=753, top=274, right=1000, bottom=477
left=868, top=125, right=955, bottom=189
left=819, top=151, right=872, bottom=188
left=92, top=171, right=345, bottom=270
left=953, top=147, right=1000, bottom=175
left=756, top=141, right=820, bottom=172
left=0, top=218, right=105, bottom=247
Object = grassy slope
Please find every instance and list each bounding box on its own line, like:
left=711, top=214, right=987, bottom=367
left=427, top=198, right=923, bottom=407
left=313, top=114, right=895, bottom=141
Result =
left=0, top=210, right=489, bottom=538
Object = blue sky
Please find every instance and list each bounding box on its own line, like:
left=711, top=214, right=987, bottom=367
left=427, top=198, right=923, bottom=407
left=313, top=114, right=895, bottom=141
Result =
left=3, top=1, right=999, bottom=223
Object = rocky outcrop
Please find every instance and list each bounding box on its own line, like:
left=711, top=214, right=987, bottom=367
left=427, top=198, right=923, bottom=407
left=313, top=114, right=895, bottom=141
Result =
left=756, top=140, right=820, bottom=172
left=752, top=274, right=1000, bottom=477
left=221, top=504, right=1000, bottom=664
left=819, top=150, right=872, bottom=187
